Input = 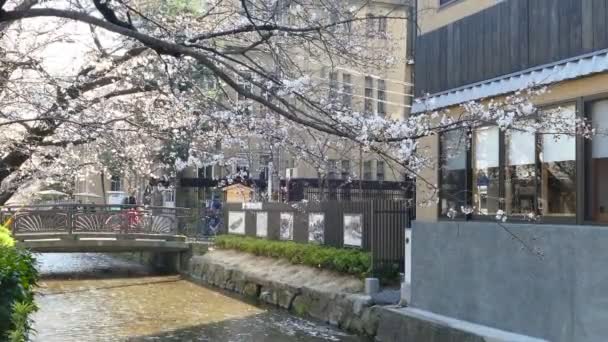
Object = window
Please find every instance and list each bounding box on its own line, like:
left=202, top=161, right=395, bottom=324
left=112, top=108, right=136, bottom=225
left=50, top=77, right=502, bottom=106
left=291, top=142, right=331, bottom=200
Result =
left=378, top=17, right=387, bottom=35
left=587, top=100, right=608, bottom=223
left=377, top=79, right=386, bottom=117
left=472, top=127, right=500, bottom=215
left=439, top=0, right=456, bottom=5
left=237, top=72, right=252, bottom=102
left=439, top=129, right=468, bottom=216
left=540, top=105, right=576, bottom=217
left=329, top=71, right=338, bottom=102
left=199, top=165, right=214, bottom=179
left=341, top=160, right=350, bottom=180
left=327, top=159, right=338, bottom=179
left=342, top=73, right=352, bottom=109
left=505, top=127, right=536, bottom=217
left=363, top=161, right=372, bottom=180
left=259, top=154, right=272, bottom=180
left=110, top=176, right=123, bottom=192
left=376, top=160, right=385, bottom=181
left=366, top=14, right=375, bottom=36
left=364, top=76, right=374, bottom=114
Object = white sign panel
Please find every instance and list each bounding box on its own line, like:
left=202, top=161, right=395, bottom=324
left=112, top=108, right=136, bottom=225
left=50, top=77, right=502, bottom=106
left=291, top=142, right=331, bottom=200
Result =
left=308, top=213, right=325, bottom=244
left=343, top=214, right=363, bottom=247
left=228, top=211, right=245, bottom=235
left=280, top=212, right=293, bottom=240
left=256, top=212, right=268, bottom=238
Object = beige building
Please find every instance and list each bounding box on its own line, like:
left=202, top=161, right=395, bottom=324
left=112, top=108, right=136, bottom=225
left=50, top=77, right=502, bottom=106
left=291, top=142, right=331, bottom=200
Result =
left=177, top=0, right=414, bottom=203
left=77, top=0, right=414, bottom=205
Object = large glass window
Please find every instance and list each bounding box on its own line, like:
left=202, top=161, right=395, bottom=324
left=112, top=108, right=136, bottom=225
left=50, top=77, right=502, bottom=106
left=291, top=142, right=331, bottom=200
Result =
left=587, top=100, right=608, bottom=223
left=505, top=128, right=537, bottom=217
left=472, top=127, right=500, bottom=215
left=540, top=105, right=576, bottom=217
left=439, top=129, right=468, bottom=216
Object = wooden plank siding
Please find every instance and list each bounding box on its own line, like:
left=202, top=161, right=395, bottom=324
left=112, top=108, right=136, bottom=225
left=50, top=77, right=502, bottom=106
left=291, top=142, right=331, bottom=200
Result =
left=415, top=0, right=608, bottom=96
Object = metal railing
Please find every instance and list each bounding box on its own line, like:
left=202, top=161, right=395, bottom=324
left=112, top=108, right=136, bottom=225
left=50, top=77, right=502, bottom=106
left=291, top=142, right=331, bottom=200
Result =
left=1, top=204, right=192, bottom=237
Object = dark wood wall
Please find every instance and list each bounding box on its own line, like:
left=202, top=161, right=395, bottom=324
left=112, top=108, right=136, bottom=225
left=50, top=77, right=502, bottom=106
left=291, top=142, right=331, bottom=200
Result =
left=415, top=0, right=608, bottom=96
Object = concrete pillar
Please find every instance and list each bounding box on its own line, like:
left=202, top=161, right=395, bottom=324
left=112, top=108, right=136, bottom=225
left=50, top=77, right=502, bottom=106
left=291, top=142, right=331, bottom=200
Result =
left=365, top=278, right=380, bottom=295
left=401, top=227, right=412, bottom=305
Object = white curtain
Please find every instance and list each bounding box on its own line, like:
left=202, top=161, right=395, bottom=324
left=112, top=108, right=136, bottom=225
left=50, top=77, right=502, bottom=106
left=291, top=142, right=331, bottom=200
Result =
left=475, top=127, right=499, bottom=169
left=542, top=106, right=576, bottom=162
left=508, top=130, right=535, bottom=166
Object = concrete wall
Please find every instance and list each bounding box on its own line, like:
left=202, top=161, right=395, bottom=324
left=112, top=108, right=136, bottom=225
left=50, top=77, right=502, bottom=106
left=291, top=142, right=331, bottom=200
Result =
left=411, top=220, right=608, bottom=342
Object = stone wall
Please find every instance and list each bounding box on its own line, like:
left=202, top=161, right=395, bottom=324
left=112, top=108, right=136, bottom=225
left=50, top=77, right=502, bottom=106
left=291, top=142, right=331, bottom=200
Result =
left=185, top=249, right=382, bottom=337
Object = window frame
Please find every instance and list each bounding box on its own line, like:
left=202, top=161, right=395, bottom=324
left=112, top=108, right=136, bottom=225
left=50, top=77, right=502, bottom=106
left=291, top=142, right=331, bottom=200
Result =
left=364, top=76, right=374, bottom=115
left=376, top=160, right=385, bottom=181
left=536, top=102, right=579, bottom=224
left=377, top=79, right=386, bottom=117
left=470, top=125, right=505, bottom=221
left=110, top=175, right=123, bottom=192
left=342, top=73, right=352, bottom=109
left=437, top=127, right=472, bottom=221
left=581, top=92, right=608, bottom=226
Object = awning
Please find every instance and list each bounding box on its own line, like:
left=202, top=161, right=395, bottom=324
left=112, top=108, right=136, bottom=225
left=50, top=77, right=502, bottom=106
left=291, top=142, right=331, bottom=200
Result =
left=412, top=48, right=608, bottom=113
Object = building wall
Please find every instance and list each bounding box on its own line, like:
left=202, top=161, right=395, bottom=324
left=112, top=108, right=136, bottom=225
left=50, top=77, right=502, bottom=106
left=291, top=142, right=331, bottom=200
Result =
left=75, top=169, right=149, bottom=205
left=412, top=220, right=608, bottom=342
left=416, top=0, right=608, bottom=96
left=417, top=0, right=498, bottom=34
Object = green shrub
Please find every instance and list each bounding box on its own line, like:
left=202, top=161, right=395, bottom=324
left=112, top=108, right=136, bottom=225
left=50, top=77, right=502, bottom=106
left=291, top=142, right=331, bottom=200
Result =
left=0, top=246, right=38, bottom=342
left=215, top=235, right=371, bottom=278
left=0, top=225, right=14, bottom=247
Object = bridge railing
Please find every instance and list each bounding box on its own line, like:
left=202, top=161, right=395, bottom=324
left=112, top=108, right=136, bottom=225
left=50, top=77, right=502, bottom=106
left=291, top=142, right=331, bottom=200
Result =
left=1, top=204, right=192, bottom=238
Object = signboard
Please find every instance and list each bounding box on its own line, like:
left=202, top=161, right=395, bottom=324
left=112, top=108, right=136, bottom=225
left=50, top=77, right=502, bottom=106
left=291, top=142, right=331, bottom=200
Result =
left=242, top=202, right=263, bottom=210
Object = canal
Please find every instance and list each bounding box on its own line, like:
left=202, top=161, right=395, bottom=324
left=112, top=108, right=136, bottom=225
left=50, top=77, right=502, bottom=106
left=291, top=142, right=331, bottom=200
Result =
left=33, top=253, right=370, bottom=342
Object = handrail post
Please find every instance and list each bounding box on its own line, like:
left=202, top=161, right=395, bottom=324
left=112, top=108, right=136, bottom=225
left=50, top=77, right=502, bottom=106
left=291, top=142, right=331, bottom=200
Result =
left=67, top=205, right=74, bottom=236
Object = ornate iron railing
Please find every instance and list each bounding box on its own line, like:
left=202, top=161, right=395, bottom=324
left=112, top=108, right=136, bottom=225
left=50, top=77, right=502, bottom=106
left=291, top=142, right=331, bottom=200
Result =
left=1, top=204, right=192, bottom=236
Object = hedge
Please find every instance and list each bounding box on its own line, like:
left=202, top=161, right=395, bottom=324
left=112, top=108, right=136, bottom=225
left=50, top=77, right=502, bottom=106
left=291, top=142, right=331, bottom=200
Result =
left=0, top=226, right=14, bottom=248
left=0, top=223, right=38, bottom=342
left=215, top=235, right=371, bottom=278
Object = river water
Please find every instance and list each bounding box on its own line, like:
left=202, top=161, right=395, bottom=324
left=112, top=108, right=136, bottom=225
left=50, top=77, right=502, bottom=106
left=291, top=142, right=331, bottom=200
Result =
left=32, top=253, right=370, bottom=342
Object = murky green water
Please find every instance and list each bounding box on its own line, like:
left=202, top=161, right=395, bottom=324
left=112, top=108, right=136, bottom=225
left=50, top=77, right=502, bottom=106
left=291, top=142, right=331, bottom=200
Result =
left=32, top=253, right=370, bottom=342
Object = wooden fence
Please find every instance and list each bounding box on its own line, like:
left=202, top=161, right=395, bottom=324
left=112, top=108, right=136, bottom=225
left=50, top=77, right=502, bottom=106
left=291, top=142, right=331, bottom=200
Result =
left=221, top=200, right=410, bottom=276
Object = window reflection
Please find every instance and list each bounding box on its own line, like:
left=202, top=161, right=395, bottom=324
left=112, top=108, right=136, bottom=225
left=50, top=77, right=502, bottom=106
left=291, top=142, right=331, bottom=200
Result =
left=540, top=105, right=576, bottom=217
left=505, top=129, right=536, bottom=216
left=472, top=127, right=500, bottom=215
left=439, top=129, right=467, bottom=216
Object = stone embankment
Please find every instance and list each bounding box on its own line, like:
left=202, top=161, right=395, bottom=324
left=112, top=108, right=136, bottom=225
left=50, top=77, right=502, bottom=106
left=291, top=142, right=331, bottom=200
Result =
left=185, top=249, right=384, bottom=337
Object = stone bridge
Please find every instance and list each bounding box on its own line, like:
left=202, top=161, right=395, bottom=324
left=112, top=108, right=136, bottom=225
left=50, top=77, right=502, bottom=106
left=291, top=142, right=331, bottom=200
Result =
left=1, top=204, right=191, bottom=253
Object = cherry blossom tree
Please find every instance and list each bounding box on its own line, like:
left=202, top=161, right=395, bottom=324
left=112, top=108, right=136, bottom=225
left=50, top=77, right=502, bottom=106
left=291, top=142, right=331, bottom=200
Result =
left=0, top=0, right=594, bottom=218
